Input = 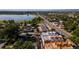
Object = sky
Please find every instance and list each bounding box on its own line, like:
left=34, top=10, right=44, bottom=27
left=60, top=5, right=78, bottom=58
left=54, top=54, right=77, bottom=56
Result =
left=0, top=0, right=79, bottom=9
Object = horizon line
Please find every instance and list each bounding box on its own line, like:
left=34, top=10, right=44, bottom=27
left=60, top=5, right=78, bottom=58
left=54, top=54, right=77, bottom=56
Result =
left=0, top=9, right=79, bottom=11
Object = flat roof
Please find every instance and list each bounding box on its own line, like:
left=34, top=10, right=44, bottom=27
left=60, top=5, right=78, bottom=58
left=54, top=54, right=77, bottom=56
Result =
left=41, top=31, right=64, bottom=42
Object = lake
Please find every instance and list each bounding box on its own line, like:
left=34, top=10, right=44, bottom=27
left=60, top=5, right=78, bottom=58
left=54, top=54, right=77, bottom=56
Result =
left=0, top=15, right=36, bottom=21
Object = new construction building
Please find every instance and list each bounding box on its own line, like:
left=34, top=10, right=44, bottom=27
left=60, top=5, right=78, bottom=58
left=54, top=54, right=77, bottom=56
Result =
left=40, top=31, right=73, bottom=49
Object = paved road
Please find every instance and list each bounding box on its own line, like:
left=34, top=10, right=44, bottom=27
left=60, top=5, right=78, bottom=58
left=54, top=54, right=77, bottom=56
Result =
left=37, top=14, right=77, bottom=49
left=38, top=15, right=72, bottom=38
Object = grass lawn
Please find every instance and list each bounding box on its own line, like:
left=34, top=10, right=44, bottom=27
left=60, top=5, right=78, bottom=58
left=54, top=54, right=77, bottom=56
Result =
left=0, top=20, right=5, bottom=24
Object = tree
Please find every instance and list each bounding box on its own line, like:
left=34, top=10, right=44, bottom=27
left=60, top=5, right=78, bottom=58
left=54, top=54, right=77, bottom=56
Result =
left=3, top=20, right=8, bottom=24
left=21, top=41, right=35, bottom=49
left=0, top=20, right=20, bottom=41
left=70, top=35, right=79, bottom=45
left=32, top=17, right=43, bottom=27
left=13, top=40, right=23, bottom=49
left=73, top=27, right=79, bottom=36
left=8, top=20, right=15, bottom=24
